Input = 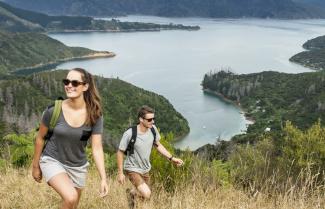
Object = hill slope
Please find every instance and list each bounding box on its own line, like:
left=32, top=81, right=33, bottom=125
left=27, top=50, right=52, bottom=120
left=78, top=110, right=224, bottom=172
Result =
left=4, top=0, right=325, bottom=18
left=0, top=30, right=113, bottom=75
left=0, top=70, right=189, bottom=147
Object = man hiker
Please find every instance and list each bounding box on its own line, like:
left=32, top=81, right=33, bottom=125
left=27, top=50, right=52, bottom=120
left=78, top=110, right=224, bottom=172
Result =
left=117, top=105, right=183, bottom=202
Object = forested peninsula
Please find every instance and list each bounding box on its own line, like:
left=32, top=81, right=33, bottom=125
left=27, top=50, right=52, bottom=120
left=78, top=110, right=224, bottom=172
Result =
left=0, top=30, right=114, bottom=76
left=198, top=34, right=325, bottom=161
left=290, top=35, right=325, bottom=70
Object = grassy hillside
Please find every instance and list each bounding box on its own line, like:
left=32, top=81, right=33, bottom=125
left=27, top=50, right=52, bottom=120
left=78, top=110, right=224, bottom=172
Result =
left=290, top=35, right=325, bottom=70
left=0, top=167, right=322, bottom=209
left=0, top=70, right=189, bottom=148
left=0, top=1, right=199, bottom=32
left=0, top=30, right=113, bottom=76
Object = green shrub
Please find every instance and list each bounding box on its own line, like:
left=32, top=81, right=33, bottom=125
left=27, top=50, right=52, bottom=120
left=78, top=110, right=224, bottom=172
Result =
left=2, top=131, right=36, bottom=167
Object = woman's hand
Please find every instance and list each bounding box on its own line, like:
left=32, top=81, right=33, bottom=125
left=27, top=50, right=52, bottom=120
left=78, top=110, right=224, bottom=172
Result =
left=117, top=172, right=126, bottom=185
left=99, top=179, right=109, bottom=197
left=32, top=165, right=42, bottom=183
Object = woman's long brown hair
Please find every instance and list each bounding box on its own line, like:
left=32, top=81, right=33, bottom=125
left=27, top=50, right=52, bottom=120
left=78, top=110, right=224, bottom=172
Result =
left=72, top=68, right=102, bottom=126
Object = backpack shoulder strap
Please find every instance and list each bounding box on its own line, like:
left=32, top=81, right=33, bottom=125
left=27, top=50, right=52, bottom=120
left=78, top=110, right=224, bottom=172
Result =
left=150, top=127, right=158, bottom=147
left=49, top=100, right=62, bottom=131
left=42, top=99, right=63, bottom=152
left=125, top=125, right=137, bottom=155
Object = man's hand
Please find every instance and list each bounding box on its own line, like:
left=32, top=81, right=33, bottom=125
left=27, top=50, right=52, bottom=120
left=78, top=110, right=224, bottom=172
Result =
left=171, top=157, right=184, bottom=167
left=117, top=172, right=126, bottom=185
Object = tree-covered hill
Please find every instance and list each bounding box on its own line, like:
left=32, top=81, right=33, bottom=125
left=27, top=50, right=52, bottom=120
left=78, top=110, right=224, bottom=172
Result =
left=5, top=0, right=325, bottom=19
left=202, top=70, right=325, bottom=139
left=0, top=3, right=43, bottom=32
left=290, top=35, right=325, bottom=70
left=0, top=30, right=113, bottom=76
left=0, top=1, right=199, bottom=32
left=0, top=70, right=189, bottom=148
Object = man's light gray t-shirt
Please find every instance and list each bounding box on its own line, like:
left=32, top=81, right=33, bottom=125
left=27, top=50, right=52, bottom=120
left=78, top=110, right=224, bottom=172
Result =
left=119, top=125, right=161, bottom=174
left=42, top=106, right=103, bottom=167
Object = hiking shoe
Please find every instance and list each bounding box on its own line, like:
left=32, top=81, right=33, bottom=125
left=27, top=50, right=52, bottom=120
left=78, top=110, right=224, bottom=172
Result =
left=126, top=188, right=135, bottom=209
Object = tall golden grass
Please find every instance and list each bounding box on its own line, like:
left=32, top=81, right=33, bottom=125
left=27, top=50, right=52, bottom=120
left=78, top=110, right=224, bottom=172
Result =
left=0, top=166, right=324, bottom=209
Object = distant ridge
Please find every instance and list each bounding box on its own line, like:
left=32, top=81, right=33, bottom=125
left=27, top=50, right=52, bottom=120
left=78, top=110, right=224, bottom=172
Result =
left=0, top=1, right=199, bottom=32
left=4, top=0, right=325, bottom=19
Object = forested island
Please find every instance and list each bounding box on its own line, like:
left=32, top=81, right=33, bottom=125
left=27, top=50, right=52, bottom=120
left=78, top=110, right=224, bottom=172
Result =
left=0, top=1, right=199, bottom=33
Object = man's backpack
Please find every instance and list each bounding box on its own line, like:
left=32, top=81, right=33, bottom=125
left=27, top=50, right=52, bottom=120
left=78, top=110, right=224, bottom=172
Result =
left=124, top=125, right=157, bottom=155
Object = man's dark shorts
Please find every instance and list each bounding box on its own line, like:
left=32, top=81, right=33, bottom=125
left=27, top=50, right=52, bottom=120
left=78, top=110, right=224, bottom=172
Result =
left=126, top=171, right=150, bottom=187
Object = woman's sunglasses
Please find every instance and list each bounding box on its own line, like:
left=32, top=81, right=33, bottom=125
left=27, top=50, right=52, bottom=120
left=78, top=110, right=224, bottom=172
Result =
left=62, top=79, right=86, bottom=87
left=143, top=117, right=155, bottom=122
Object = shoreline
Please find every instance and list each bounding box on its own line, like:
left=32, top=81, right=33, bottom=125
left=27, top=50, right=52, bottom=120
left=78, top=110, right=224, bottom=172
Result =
left=13, top=51, right=116, bottom=74
left=47, top=27, right=199, bottom=33
left=202, top=88, right=255, bottom=124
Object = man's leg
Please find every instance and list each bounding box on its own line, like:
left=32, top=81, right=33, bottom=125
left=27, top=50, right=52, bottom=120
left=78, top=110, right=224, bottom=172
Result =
left=127, top=172, right=151, bottom=199
left=137, top=183, right=151, bottom=199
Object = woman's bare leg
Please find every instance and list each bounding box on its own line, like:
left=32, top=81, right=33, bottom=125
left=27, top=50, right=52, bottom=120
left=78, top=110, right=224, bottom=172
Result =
left=48, top=173, right=82, bottom=209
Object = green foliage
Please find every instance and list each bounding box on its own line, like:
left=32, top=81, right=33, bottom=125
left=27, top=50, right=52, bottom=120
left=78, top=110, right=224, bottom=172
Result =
left=151, top=132, right=193, bottom=191
left=279, top=120, right=325, bottom=179
left=2, top=131, right=36, bottom=167
left=229, top=120, right=325, bottom=192
left=151, top=132, right=230, bottom=192
left=229, top=137, right=277, bottom=189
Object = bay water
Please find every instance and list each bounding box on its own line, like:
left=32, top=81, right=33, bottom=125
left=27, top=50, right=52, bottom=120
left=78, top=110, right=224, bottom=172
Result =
left=49, top=17, right=325, bottom=150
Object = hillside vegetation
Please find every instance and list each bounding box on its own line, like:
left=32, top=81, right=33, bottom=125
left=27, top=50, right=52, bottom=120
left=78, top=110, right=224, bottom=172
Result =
left=0, top=166, right=323, bottom=209
left=1, top=121, right=324, bottom=209
left=5, top=0, right=325, bottom=18
left=0, top=1, right=199, bottom=33
left=290, top=35, right=325, bottom=70
left=0, top=70, right=189, bottom=149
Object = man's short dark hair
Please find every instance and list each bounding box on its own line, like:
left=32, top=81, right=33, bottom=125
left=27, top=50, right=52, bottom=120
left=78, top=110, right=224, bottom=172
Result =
left=138, top=105, right=155, bottom=119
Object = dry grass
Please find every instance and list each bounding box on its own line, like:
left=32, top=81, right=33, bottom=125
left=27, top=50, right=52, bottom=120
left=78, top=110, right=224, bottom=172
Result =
left=0, top=167, right=324, bottom=209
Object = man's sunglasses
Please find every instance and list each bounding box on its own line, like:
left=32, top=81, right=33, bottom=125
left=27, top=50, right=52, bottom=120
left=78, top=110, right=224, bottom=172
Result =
left=143, top=117, right=155, bottom=122
left=62, top=79, right=86, bottom=87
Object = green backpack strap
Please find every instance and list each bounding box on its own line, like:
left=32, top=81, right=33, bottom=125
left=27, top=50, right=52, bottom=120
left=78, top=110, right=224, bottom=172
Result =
left=49, top=100, right=62, bottom=131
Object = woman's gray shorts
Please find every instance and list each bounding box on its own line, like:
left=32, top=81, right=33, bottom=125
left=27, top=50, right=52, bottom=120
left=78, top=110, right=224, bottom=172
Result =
left=39, top=155, right=89, bottom=188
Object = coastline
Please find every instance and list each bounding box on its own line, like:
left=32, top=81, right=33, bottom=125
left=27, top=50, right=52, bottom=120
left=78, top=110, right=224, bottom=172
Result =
left=202, top=88, right=255, bottom=124
left=13, top=51, right=115, bottom=75
left=47, top=27, right=200, bottom=33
